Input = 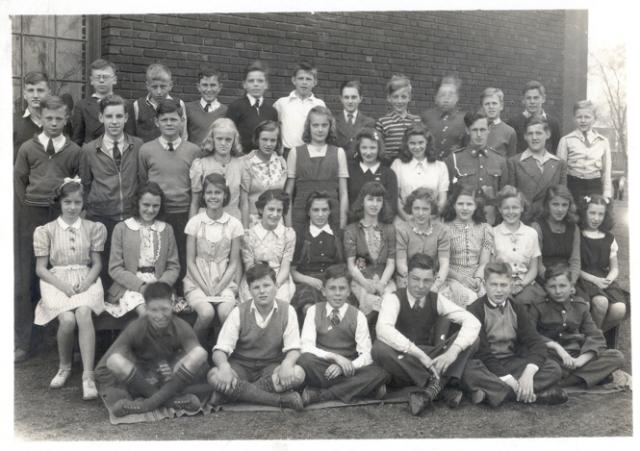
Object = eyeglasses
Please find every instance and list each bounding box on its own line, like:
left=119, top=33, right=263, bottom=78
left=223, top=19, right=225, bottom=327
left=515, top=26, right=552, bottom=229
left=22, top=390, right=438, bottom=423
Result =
left=91, top=75, right=114, bottom=81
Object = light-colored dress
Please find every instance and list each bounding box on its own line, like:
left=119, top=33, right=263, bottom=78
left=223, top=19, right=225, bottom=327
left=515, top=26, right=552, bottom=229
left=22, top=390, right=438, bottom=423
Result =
left=239, top=222, right=297, bottom=303
left=442, top=221, right=494, bottom=307
left=183, top=211, right=244, bottom=306
left=33, top=217, right=106, bottom=325
left=240, top=150, right=288, bottom=228
left=390, top=158, right=449, bottom=210
left=190, top=156, right=244, bottom=220
left=105, top=219, right=166, bottom=318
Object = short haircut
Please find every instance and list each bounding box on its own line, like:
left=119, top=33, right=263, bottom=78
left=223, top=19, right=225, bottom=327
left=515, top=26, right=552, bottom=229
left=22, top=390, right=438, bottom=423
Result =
left=543, top=262, right=572, bottom=284
left=441, top=183, right=486, bottom=224
left=90, top=58, right=117, bottom=73
left=293, top=61, right=317, bottom=79
left=573, top=99, right=596, bottom=116
left=349, top=181, right=393, bottom=224
left=252, top=120, right=282, bottom=152
left=302, top=106, right=338, bottom=145
left=143, top=282, right=173, bottom=303
left=340, top=80, right=362, bottom=96
left=197, top=68, right=222, bottom=82
left=201, top=117, right=243, bottom=155
left=484, top=261, right=512, bottom=280
left=40, top=95, right=68, bottom=114
left=133, top=182, right=166, bottom=221
left=398, top=124, right=435, bottom=163
left=481, top=87, right=504, bottom=104
left=539, top=184, right=578, bottom=224
left=156, top=98, right=183, bottom=118
left=52, top=179, right=83, bottom=206
left=146, top=63, right=172, bottom=81
left=578, top=194, right=613, bottom=232
left=437, top=75, right=461, bottom=92
left=496, top=185, right=529, bottom=217
left=403, top=187, right=439, bottom=216
left=463, top=111, right=488, bottom=128
left=99, top=94, right=128, bottom=113
left=201, top=173, right=231, bottom=207
left=323, top=263, right=352, bottom=284
left=255, top=189, right=290, bottom=218
left=522, top=80, right=546, bottom=97
left=353, top=127, right=386, bottom=163
left=525, top=116, right=550, bottom=133
left=386, top=74, right=412, bottom=96
left=244, top=60, right=269, bottom=79
left=246, top=262, right=277, bottom=285
left=24, top=71, right=49, bottom=86
left=407, top=253, right=435, bottom=273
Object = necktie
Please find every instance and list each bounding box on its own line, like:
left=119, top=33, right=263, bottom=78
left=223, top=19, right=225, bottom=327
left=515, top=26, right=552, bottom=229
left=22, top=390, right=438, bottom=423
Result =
left=204, top=103, right=211, bottom=112
left=167, top=141, right=174, bottom=152
left=253, top=100, right=260, bottom=115
left=330, top=308, right=341, bottom=328
left=113, top=142, right=122, bottom=170
left=347, top=113, right=354, bottom=125
left=413, top=299, right=424, bottom=310
left=46, top=138, right=55, bottom=157
left=583, top=131, right=590, bottom=148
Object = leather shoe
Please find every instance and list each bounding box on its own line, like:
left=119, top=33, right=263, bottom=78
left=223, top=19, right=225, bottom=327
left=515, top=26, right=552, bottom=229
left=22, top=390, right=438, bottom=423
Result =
left=535, top=387, right=568, bottom=405
left=280, top=391, right=304, bottom=411
left=373, top=383, right=387, bottom=400
left=301, top=387, right=321, bottom=406
left=439, top=388, right=463, bottom=408
left=408, top=391, right=430, bottom=416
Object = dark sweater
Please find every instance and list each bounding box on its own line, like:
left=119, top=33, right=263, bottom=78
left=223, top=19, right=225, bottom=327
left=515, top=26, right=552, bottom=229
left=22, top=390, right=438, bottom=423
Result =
left=14, top=136, right=81, bottom=206
left=185, top=100, right=228, bottom=147
left=71, top=96, right=104, bottom=145
left=13, top=113, right=42, bottom=163
left=347, top=160, right=398, bottom=214
left=467, top=295, right=548, bottom=377
left=315, top=302, right=358, bottom=359
left=506, top=112, right=561, bottom=154
left=234, top=300, right=289, bottom=362
left=225, top=96, right=278, bottom=154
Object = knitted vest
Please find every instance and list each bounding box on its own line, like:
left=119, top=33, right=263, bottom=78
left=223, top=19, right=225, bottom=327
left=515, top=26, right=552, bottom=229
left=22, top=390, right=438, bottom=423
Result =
left=314, top=302, right=358, bottom=358
left=395, top=289, right=439, bottom=346
left=234, top=300, right=289, bottom=362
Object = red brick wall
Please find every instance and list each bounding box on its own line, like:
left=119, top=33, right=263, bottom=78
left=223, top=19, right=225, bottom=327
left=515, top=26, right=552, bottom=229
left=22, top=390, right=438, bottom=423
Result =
left=101, top=10, right=568, bottom=123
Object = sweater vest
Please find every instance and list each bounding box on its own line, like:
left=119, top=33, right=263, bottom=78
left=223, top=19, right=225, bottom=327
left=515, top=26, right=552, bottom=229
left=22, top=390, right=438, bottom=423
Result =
left=314, top=302, right=358, bottom=358
left=234, top=300, right=289, bottom=362
left=395, top=289, right=439, bottom=346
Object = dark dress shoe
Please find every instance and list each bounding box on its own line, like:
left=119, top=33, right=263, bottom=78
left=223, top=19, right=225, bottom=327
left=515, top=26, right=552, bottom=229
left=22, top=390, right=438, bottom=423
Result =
left=535, top=387, right=568, bottom=405
left=408, top=391, right=429, bottom=416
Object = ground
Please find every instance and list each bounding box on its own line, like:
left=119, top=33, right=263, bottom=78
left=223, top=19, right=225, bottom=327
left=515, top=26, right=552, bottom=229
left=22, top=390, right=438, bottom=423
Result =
left=14, top=201, right=632, bottom=440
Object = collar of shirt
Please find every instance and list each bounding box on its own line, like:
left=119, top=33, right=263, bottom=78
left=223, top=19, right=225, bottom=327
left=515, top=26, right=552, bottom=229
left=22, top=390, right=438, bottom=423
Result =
left=359, top=161, right=380, bottom=174
left=406, top=290, right=426, bottom=308
left=522, top=110, right=548, bottom=120
left=254, top=221, right=285, bottom=240
left=409, top=158, right=429, bottom=170
left=200, top=98, right=220, bottom=111
left=569, top=129, right=601, bottom=143
left=489, top=117, right=502, bottom=126
left=57, top=216, right=82, bottom=231
left=495, top=222, right=525, bottom=237
left=102, top=135, right=126, bottom=153
left=124, top=217, right=165, bottom=232
left=249, top=300, right=278, bottom=326
left=23, top=109, right=43, bottom=127
left=288, top=90, right=316, bottom=103
left=439, top=108, right=459, bottom=119
left=249, top=151, right=275, bottom=166
left=325, top=302, right=348, bottom=319
left=486, top=297, right=508, bottom=309
left=309, top=223, right=333, bottom=237
left=38, top=132, right=66, bottom=153
left=344, top=110, right=358, bottom=122
left=92, top=92, right=108, bottom=100
left=201, top=211, right=231, bottom=226
left=246, top=94, right=263, bottom=107
left=359, top=220, right=382, bottom=232
left=520, top=148, right=558, bottom=164
left=389, top=109, right=414, bottom=120
left=158, top=136, right=182, bottom=151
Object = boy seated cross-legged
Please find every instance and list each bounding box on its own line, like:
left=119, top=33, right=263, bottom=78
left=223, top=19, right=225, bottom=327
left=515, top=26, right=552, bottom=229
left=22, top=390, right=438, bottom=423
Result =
left=207, top=263, right=306, bottom=410
left=95, top=282, right=209, bottom=417
left=297, top=264, right=390, bottom=406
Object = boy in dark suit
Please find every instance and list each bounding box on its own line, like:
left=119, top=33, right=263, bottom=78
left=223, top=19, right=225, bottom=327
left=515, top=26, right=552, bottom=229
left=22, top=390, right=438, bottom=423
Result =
left=461, top=262, right=568, bottom=406
left=335, top=80, right=375, bottom=158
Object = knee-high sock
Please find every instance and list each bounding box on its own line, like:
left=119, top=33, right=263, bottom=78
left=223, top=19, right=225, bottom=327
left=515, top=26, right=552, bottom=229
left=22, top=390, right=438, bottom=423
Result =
left=227, top=380, right=284, bottom=407
left=123, top=367, right=156, bottom=398
left=139, top=365, right=194, bottom=411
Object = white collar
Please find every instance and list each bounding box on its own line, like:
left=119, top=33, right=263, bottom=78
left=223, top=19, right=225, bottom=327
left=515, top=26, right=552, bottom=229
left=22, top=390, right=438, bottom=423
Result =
left=38, top=133, right=66, bottom=151
left=489, top=117, right=502, bottom=125
left=288, top=90, right=315, bottom=102
left=57, top=217, right=82, bottom=231
left=325, top=302, right=348, bottom=318
left=124, top=217, right=166, bottom=232
left=344, top=110, right=358, bottom=121
left=520, top=148, right=558, bottom=162
left=250, top=300, right=278, bottom=313
left=102, top=134, right=126, bottom=149
left=246, top=94, right=263, bottom=107
left=359, top=162, right=380, bottom=174
left=249, top=151, right=275, bottom=165
left=158, top=136, right=182, bottom=150
left=409, top=158, right=429, bottom=168
left=254, top=221, right=285, bottom=240
left=92, top=92, right=109, bottom=100
left=522, top=110, right=547, bottom=119
left=200, top=98, right=220, bottom=110
left=201, top=211, right=231, bottom=225
left=495, top=221, right=525, bottom=236
left=309, top=223, right=333, bottom=237
left=24, top=109, right=42, bottom=127
left=486, top=297, right=508, bottom=309
left=406, top=290, right=426, bottom=307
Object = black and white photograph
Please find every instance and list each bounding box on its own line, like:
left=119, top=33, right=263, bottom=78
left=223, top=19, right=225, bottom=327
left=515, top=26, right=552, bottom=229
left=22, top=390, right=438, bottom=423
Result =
left=4, top=0, right=636, bottom=446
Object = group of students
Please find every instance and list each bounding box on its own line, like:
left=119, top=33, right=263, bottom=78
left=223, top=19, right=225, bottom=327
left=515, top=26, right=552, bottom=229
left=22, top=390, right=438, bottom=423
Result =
left=13, top=56, right=626, bottom=417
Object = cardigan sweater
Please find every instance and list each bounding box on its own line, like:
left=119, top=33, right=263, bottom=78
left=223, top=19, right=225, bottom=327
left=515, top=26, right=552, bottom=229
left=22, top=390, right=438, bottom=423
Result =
left=225, top=96, right=279, bottom=153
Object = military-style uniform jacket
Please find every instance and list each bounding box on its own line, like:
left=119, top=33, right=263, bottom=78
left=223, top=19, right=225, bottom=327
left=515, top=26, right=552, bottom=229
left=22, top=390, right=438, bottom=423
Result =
left=529, top=295, right=607, bottom=357
left=445, top=146, right=507, bottom=199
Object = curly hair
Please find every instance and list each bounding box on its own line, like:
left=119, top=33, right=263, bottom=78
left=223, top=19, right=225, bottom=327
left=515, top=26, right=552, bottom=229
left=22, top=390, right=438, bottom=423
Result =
left=301, top=106, right=338, bottom=145
left=578, top=193, right=614, bottom=232
left=201, top=173, right=231, bottom=208
left=403, top=187, right=439, bottom=216
left=441, top=183, right=486, bottom=224
left=348, top=181, right=393, bottom=224
left=353, top=127, right=386, bottom=163
left=200, top=117, right=243, bottom=155
left=538, top=184, right=579, bottom=225
left=398, top=124, right=436, bottom=163
left=133, top=182, right=166, bottom=221
left=255, top=189, right=290, bottom=218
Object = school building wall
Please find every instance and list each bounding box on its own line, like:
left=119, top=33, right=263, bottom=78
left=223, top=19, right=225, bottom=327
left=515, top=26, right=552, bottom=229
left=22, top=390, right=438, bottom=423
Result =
left=97, top=10, right=587, bottom=132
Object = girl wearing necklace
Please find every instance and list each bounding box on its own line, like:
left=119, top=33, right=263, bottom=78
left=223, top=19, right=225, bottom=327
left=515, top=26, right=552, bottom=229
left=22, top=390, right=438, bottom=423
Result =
left=441, top=184, right=494, bottom=307
left=189, top=118, right=244, bottom=220
left=106, top=182, right=180, bottom=319
left=395, top=187, right=450, bottom=290
left=531, top=185, right=581, bottom=285
left=492, top=185, right=546, bottom=307
left=344, top=181, right=396, bottom=322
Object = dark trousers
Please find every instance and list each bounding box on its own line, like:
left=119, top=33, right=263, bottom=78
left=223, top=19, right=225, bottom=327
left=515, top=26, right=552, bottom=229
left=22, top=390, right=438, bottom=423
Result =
left=14, top=203, right=55, bottom=351
left=85, top=214, right=120, bottom=290
left=461, top=357, right=562, bottom=407
left=371, top=338, right=474, bottom=388
left=297, top=353, right=390, bottom=403
left=553, top=349, right=624, bottom=388
left=163, top=211, right=189, bottom=294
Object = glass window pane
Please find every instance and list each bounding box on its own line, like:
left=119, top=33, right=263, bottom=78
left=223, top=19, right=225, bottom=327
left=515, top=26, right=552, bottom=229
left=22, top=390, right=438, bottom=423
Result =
left=22, top=36, right=55, bottom=78
left=57, top=82, right=83, bottom=109
left=56, top=16, right=83, bottom=39
left=13, top=35, right=21, bottom=78
left=56, top=40, right=83, bottom=81
left=22, top=15, right=56, bottom=37
left=14, top=78, right=24, bottom=115
left=11, top=16, right=21, bottom=33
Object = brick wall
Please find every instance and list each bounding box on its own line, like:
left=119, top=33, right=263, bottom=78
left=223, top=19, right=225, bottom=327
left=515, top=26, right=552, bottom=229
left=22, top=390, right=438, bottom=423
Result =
left=101, top=10, right=569, bottom=125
